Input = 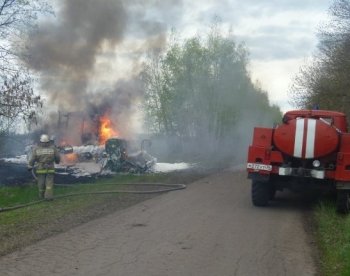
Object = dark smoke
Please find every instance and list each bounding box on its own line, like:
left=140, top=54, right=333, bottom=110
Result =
left=24, top=0, right=183, bottom=142
left=27, top=0, right=128, bottom=107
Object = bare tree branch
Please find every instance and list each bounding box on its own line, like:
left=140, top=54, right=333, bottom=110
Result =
left=0, top=0, right=52, bottom=132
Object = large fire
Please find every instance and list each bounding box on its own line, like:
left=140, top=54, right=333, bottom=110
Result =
left=99, top=115, right=119, bottom=144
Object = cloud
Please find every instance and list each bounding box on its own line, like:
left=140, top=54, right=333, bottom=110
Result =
left=237, top=29, right=317, bottom=60
left=180, top=0, right=330, bottom=62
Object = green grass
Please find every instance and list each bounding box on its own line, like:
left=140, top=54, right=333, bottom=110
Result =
left=314, top=200, right=350, bottom=276
left=0, top=173, right=171, bottom=256
left=0, top=173, right=169, bottom=207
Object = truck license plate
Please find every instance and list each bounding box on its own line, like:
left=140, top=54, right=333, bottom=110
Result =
left=247, top=163, right=272, bottom=171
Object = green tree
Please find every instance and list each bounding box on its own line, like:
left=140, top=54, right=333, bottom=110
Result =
left=143, top=26, right=281, bottom=162
left=290, top=0, right=350, bottom=118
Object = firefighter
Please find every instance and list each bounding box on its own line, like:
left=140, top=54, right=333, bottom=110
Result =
left=28, top=134, right=61, bottom=200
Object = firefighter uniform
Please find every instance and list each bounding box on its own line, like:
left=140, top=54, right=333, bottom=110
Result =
left=28, top=134, right=61, bottom=200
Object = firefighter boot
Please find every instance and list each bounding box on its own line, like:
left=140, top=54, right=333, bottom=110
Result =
left=44, top=174, right=54, bottom=200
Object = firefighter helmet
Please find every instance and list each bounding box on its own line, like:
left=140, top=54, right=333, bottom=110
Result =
left=40, top=134, right=50, bottom=143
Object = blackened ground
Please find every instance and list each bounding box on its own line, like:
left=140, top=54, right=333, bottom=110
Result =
left=0, top=162, right=101, bottom=186
left=0, top=161, right=216, bottom=186
left=0, top=162, right=32, bottom=186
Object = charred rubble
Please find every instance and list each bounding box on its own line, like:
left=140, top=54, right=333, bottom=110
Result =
left=42, top=110, right=156, bottom=174
left=0, top=137, right=157, bottom=185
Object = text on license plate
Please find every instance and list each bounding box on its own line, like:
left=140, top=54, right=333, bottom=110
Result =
left=247, top=163, right=272, bottom=171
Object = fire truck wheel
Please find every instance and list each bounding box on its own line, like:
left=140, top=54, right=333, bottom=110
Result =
left=269, top=186, right=276, bottom=200
left=336, top=190, right=350, bottom=214
left=252, top=180, right=270, bottom=207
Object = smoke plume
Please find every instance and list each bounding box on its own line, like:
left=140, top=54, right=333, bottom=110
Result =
left=24, top=0, right=183, bottom=143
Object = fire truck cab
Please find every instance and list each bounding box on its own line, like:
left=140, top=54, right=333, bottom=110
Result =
left=247, top=109, right=350, bottom=213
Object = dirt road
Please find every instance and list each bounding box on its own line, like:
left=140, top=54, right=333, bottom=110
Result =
left=0, top=170, right=316, bottom=276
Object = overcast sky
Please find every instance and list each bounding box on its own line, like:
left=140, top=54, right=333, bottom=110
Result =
left=169, top=0, right=333, bottom=112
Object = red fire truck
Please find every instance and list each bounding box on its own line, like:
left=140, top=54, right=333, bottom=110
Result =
left=247, top=109, right=350, bottom=213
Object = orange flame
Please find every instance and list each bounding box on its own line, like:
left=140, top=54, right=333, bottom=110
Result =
left=62, top=153, right=78, bottom=164
left=99, top=115, right=118, bottom=144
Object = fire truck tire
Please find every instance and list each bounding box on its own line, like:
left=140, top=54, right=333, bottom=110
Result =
left=269, top=186, right=276, bottom=200
left=252, top=180, right=270, bottom=207
left=336, top=190, right=350, bottom=214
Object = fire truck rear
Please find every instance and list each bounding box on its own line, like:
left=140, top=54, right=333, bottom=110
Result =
left=247, top=110, right=350, bottom=213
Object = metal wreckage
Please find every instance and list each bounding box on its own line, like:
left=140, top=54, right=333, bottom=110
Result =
left=59, top=138, right=156, bottom=174
left=101, top=138, right=156, bottom=173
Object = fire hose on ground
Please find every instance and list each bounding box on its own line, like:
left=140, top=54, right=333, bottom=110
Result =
left=0, top=170, right=187, bottom=213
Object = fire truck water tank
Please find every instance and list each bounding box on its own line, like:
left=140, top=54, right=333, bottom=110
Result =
left=273, top=118, right=339, bottom=159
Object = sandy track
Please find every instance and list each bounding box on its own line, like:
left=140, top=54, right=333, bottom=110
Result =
left=0, top=170, right=316, bottom=275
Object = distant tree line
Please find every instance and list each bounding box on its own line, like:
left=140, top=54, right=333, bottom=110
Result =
left=291, top=0, right=350, bottom=119
left=142, top=26, right=281, bottom=163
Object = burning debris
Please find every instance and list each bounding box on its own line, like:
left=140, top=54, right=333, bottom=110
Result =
left=101, top=138, right=156, bottom=174
left=51, top=110, right=156, bottom=174
left=56, top=138, right=156, bottom=175
left=55, top=136, right=156, bottom=173
left=0, top=135, right=193, bottom=185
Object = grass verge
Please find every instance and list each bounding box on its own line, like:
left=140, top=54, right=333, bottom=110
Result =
left=314, top=200, right=350, bottom=275
left=0, top=172, right=199, bottom=256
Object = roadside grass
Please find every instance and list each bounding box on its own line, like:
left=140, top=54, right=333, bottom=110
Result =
left=0, top=173, right=169, bottom=207
left=0, top=173, right=173, bottom=256
left=314, top=200, right=350, bottom=276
